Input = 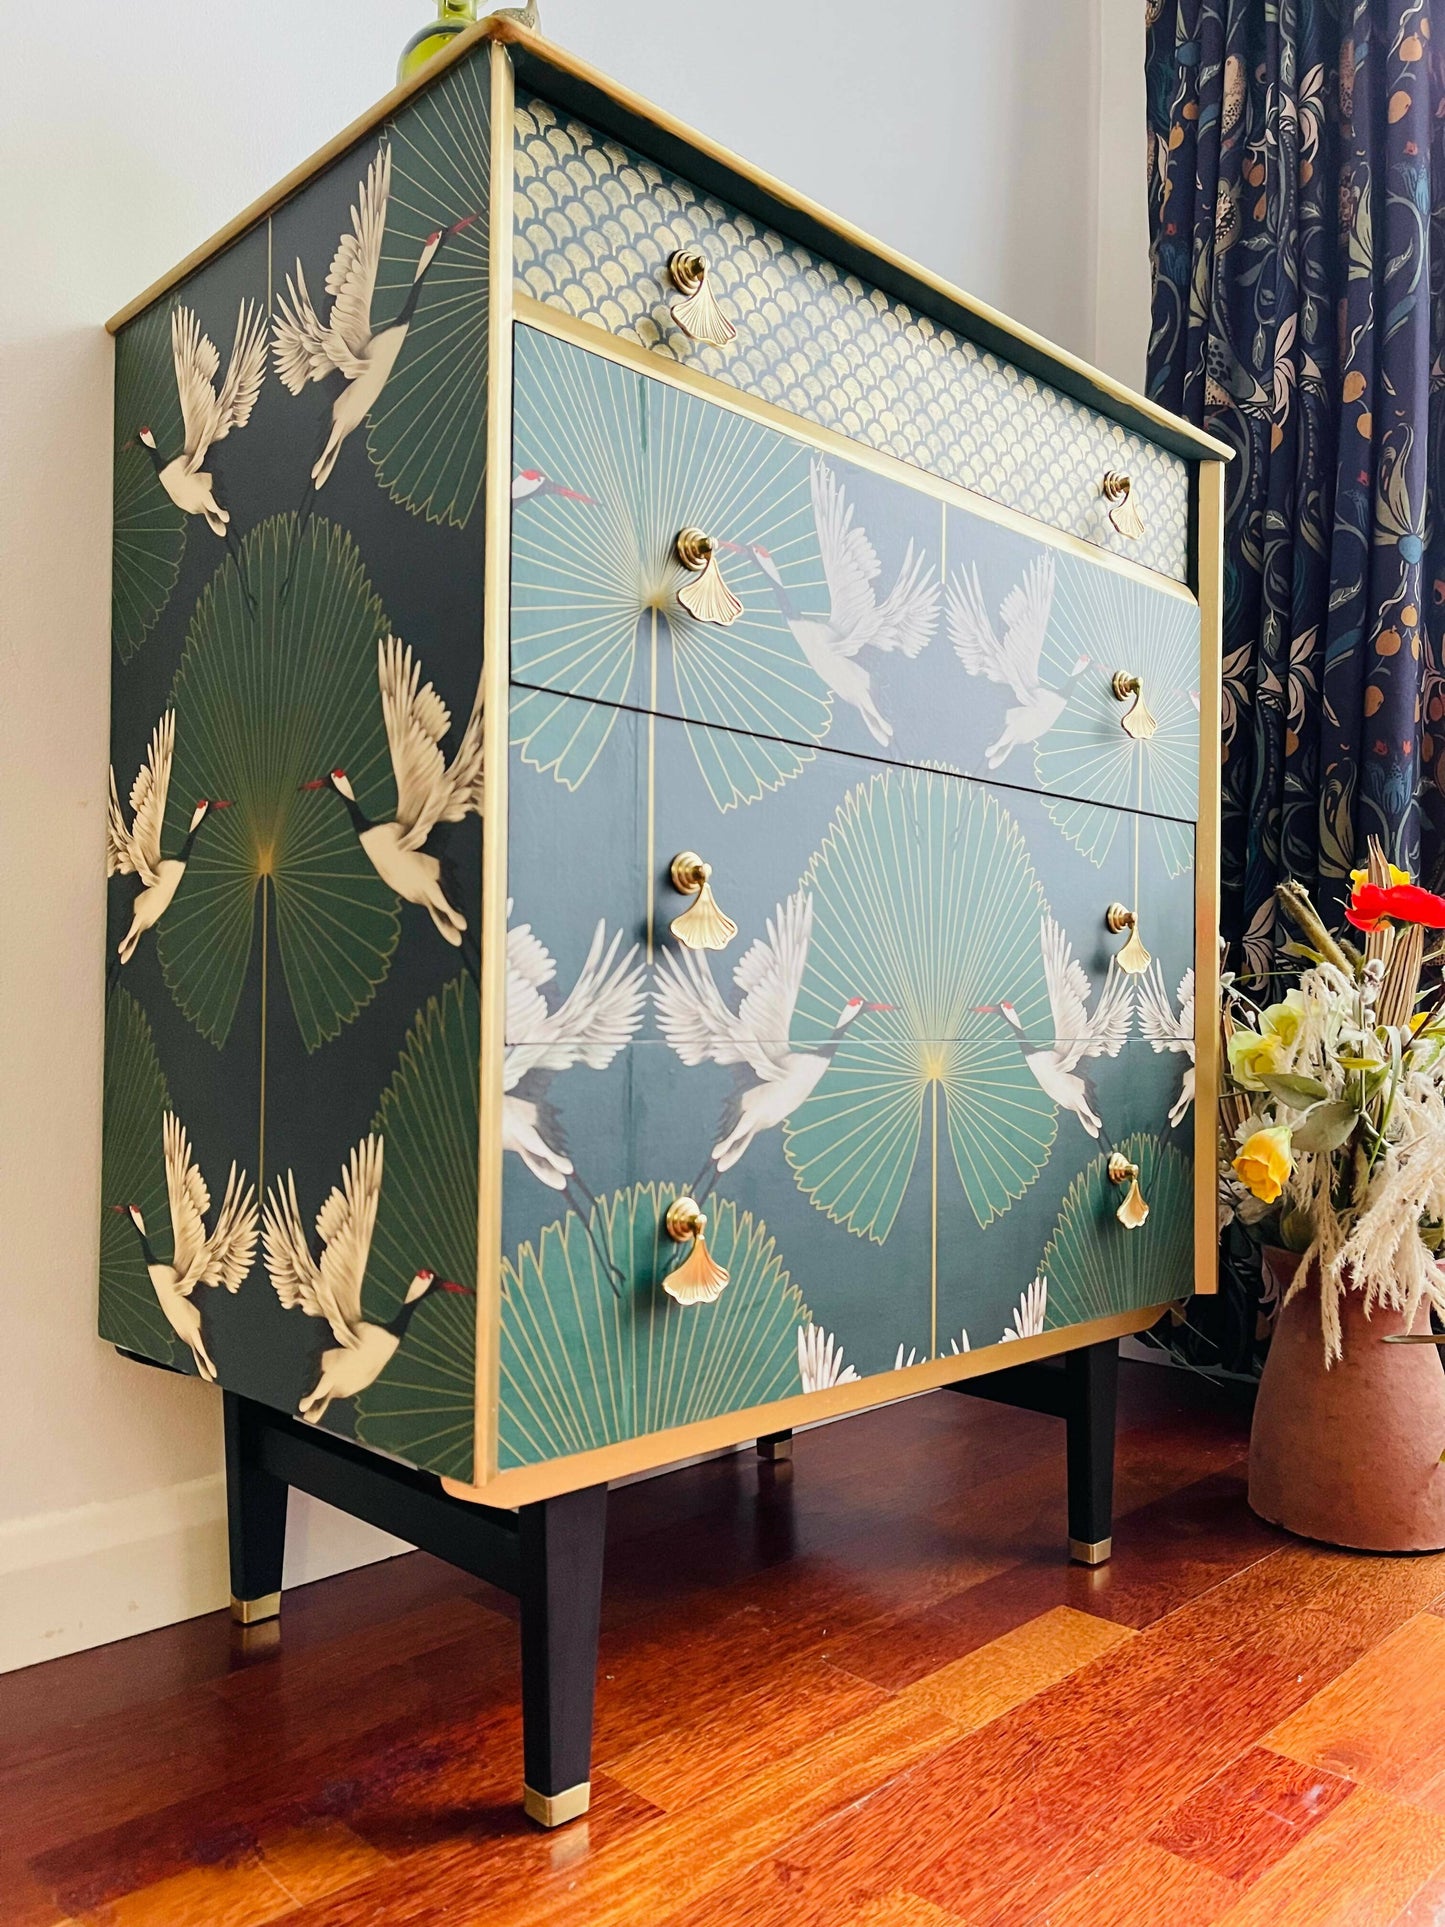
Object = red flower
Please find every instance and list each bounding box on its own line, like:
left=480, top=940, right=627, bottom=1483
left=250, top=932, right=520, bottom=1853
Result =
left=1346, top=880, right=1445, bottom=932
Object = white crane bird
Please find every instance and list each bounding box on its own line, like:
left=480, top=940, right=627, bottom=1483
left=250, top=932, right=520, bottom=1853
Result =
left=947, top=551, right=1089, bottom=769
left=272, top=145, right=476, bottom=491
left=263, top=1134, right=470, bottom=1424
left=1137, top=961, right=1196, bottom=1126
left=655, top=887, right=891, bottom=1179
left=138, top=302, right=267, bottom=535
left=116, top=1114, right=258, bottom=1380
left=303, top=634, right=483, bottom=945
left=749, top=458, right=939, bottom=747
left=976, top=915, right=1133, bottom=1139
left=107, top=708, right=229, bottom=968
left=504, top=910, right=646, bottom=1189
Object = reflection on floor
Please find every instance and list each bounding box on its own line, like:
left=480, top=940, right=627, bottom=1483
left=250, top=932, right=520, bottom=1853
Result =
left=7, top=1362, right=1445, bottom=1927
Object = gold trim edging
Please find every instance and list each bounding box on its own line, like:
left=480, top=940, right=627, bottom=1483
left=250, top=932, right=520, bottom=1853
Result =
left=443, top=1300, right=1171, bottom=1509
left=1069, top=1537, right=1113, bottom=1566
left=473, top=40, right=517, bottom=1487
left=1193, top=461, right=1226, bottom=1298
left=515, top=298, right=1200, bottom=606
left=230, top=1591, right=281, bottom=1626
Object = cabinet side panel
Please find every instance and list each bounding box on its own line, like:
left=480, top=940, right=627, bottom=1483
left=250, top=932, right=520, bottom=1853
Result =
left=102, top=45, right=493, bottom=1479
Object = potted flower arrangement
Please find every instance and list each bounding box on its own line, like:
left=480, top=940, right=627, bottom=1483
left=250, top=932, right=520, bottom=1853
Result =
left=1221, top=843, right=1445, bottom=1551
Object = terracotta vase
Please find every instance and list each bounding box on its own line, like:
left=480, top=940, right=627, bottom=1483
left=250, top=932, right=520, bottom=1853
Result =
left=1249, top=1251, right=1445, bottom=1552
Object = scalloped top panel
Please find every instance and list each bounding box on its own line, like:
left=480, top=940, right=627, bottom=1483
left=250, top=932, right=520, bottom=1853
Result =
left=512, top=94, right=1191, bottom=584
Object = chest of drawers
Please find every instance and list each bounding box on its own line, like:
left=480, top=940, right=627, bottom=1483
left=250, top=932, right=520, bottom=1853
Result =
left=103, top=16, right=1227, bottom=1823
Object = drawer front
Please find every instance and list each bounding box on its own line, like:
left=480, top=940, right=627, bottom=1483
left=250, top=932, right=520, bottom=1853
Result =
left=498, top=698, right=1194, bottom=1469
left=513, top=94, right=1190, bottom=582
left=510, top=324, right=1201, bottom=828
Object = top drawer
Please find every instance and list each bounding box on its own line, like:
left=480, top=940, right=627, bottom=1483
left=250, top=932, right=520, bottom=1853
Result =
left=512, top=94, right=1191, bottom=583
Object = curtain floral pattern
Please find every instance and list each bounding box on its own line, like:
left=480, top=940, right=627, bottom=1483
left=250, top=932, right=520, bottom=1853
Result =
left=1147, top=0, right=1442, bottom=981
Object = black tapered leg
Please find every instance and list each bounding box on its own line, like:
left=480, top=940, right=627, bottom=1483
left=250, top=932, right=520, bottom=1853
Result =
left=757, top=1428, right=793, bottom=1462
left=1064, top=1338, right=1119, bottom=1564
left=517, top=1482, right=608, bottom=1827
left=223, top=1391, right=289, bottom=1624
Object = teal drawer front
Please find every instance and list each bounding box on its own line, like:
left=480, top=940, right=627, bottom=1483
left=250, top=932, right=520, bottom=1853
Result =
left=498, top=698, right=1195, bottom=1468
left=512, top=94, right=1191, bottom=583
left=509, top=324, right=1201, bottom=833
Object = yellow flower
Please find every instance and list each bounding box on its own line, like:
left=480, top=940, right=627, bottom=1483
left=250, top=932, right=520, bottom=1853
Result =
left=1351, top=861, right=1411, bottom=889
left=1228, top=1028, right=1285, bottom=1089
left=1260, top=989, right=1307, bottom=1048
left=1233, top=1125, right=1294, bottom=1205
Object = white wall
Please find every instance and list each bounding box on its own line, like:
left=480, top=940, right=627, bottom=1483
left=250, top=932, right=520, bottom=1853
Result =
left=0, top=1, right=1148, bottom=1673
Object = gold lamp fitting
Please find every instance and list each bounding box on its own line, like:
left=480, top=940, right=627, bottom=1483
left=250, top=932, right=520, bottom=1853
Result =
left=1101, top=470, right=1145, bottom=540
left=1111, top=669, right=1158, bottom=741
left=670, top=851, right=738, bottom=951
left=667, top=247, right=737, bottom=346
left=663, top=1195, right=730, bottom=1304
left=1105, top=902, right=1151, bottom=976
left=1107, top=1152, right=1150, bottom=1229
left=675, top=528, right=743, bottom=626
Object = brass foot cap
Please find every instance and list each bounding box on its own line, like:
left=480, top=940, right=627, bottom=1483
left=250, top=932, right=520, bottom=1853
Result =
left=523, top=1781, right=590, bottom=1827
left=1069, top=1536, right=1113, bottom=1567
left=757, top=1435, right=793, bottom=1461
left=230, top=1590, right=282, bottom=1626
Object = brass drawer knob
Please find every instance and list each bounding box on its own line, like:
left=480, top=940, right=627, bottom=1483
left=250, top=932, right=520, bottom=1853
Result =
left=664, top=1194, right=730, bottom=1304
left=667, top=247, right=736, bottom=346
left=1105, top=902, right=1151, bottom=976
left=1107, top=1153, right=1150, bottom=1228
left=1101, top=470, right=1145, bottom=540
left=1111, top=669, right=1157, bottom=741
left=670, top=850, right=738, bottom=951
left=675, top=527, right=742, bottom=626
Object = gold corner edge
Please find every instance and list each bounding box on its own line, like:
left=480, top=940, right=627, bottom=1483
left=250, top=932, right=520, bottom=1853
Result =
left=442, top=1301, right=1170, bottom=1508
left=473, top=39, right=517, bottom=1490
left=1193, top=459, right=1226, bottom=1298
left=512, top=299, right=1198, bottom=605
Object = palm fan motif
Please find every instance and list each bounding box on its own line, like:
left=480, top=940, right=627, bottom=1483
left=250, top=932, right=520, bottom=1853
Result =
left=367, top=53, right=490, bottom=525
left=785, top=769, right=1057, bottom=1240
left=1034, top=555, right=1199, bottom=876
left=1041, top=1132, right=1192, bottom=1327
left=500, top=1186, right=808, bottom=1469
left=112, top=303, right=186, bottom=660
left=354, top=976, right=478, bottom=1479
left=510, top=325, right=830, bottom=810
left=159, top=515, right=399, bottom=1051
left=99, top=989, right=179, bottom=1362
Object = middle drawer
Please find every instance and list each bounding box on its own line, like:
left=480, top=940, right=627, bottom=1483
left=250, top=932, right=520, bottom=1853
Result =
left=508, top=321, right=1202, bottom=822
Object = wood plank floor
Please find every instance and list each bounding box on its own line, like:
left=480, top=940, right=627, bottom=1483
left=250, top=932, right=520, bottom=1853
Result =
left=8, top=1363, right=1445, bottom=1926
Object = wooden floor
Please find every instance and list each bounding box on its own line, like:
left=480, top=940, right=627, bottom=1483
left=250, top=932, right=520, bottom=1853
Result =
left=9, top=1363, right=1445, bottom=1926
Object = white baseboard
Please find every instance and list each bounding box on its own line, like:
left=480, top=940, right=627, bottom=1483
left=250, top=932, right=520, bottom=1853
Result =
left=0, top=1476, right=408, bottom=1676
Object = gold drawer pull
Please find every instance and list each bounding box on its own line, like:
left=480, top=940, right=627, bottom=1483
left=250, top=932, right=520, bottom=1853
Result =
left=667, top=247, right=736, bottom=346
left=670, top=851, right=738, bottom=952
left=1110, top=670, right=1157, bottom=741
left=664, top=1195, right=730, bottom=1303
left=675, top=528, right=742, bottom=626
left=1107, top=1153, right=1150, bottom=1229
left=1101, top=470, right=1145, bottom=540
left=1106, top=902, right=1151, bottom=976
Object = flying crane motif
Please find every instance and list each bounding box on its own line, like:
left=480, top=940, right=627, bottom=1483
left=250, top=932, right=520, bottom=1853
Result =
left=263, top=1133, right=470, bottom=1424
left=272, top=144, right=476, bottom=492
left=975, top=914, right=1133, bottom=1140
left=1137, top=962, right=1196, bottom=1126
left=302, top=633, right=483, bottom=947
left=947, top=551, right=1090, bottom=769
left=114, top=1113, right=257, bottom=1380
left=137, top=302, right=267, bottom=538
left=654, top=887, right=892, bottom=1192
left=749, top=457, right=939, bottom=747
left=106, top=707, right=230, bottom=974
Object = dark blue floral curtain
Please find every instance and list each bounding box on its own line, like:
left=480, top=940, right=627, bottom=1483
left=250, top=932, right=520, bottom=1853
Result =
left=1147, top=0, right=1443, bottom=1368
